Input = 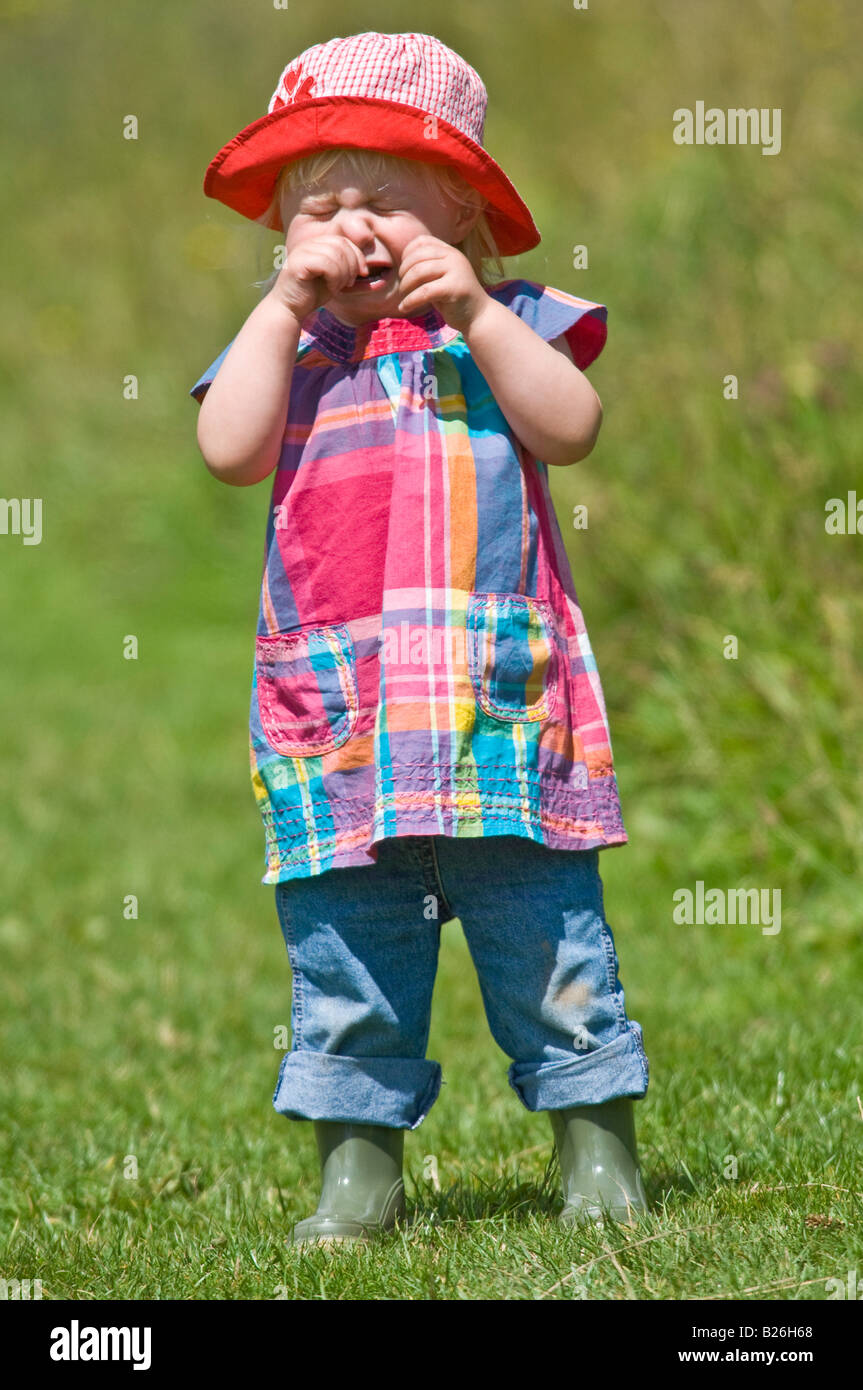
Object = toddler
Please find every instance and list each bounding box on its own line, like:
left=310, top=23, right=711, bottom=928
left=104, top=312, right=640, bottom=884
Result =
left=190, top=31, right=650, bottom=1246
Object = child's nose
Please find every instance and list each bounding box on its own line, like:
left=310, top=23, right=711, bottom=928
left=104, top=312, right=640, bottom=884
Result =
left=332, top=206, right=377, bottom=239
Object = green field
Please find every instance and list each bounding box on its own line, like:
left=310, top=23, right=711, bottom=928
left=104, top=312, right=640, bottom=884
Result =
left=1, top=0, right=861, bottom=1300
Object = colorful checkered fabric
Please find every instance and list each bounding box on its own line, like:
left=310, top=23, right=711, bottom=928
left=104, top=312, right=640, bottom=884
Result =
left=190, top=279, right=628, bottom=883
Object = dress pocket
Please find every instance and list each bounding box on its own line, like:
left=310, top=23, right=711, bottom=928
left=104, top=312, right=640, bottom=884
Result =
left=255, top=623, right=359, bottom=757
left=467, top=592, right=559, bottom=723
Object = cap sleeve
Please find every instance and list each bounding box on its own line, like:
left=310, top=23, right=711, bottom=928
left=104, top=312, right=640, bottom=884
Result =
left=189, top=338, right=235, bottom=402
left=484, top=278, right=607, bottom=371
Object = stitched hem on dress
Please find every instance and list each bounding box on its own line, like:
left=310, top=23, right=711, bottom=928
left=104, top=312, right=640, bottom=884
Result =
left=258, top=800, right=628, bottom=884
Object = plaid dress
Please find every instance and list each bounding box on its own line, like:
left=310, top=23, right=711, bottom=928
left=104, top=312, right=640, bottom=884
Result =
left=190, top=279, right=627, bottom=883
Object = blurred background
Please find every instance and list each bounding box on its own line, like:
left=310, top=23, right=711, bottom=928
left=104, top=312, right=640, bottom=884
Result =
left=1, top=0, right=860, bottom=1299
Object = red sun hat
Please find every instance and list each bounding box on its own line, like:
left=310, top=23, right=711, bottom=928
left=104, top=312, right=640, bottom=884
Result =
left=200, top=30, right=542, bottom=258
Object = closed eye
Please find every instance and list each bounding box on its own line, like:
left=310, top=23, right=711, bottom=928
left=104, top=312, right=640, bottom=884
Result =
left=302, top=204, right=401, bottom=217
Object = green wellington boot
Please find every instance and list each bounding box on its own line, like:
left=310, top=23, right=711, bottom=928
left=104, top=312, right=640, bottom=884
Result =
left=290, top=1121, right=407, bottom=1247
left=549, top=1097, right=649, bottom=1228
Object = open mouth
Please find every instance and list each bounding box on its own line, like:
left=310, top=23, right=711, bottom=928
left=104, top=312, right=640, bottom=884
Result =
left=343, top=264, right=394, bottom=292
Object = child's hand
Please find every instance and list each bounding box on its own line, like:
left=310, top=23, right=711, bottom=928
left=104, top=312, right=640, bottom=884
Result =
left=396, top=235, right=488, bottom=333
left=270, top=236, right=370, bottom=322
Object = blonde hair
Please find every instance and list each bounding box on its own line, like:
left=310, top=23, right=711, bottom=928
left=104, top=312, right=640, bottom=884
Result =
left=253, top=146, right=506, bottom=293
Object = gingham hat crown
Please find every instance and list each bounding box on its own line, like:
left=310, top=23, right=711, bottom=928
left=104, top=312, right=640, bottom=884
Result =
left=201, top=30, right=541, bottom=256
left=268, top=32, right=488, bottom=147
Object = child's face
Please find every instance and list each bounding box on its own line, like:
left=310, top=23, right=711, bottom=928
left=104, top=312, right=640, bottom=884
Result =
left=282, top=155, right=480, bottom=325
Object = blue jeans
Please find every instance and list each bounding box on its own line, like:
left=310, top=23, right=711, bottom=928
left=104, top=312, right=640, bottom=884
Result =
left=272, top=834, right=648, bottom=1129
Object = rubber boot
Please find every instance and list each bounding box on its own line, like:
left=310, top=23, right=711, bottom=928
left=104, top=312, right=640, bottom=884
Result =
left=549, top=1097, right=649, bottom=1228
left=290, top=1121, right=406, bottom=1247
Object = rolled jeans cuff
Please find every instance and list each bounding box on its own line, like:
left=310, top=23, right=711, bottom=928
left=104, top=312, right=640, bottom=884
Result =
left=272, top=1051, right=443, bottom=1130
left=508, top=1024, right=649, bottom=1111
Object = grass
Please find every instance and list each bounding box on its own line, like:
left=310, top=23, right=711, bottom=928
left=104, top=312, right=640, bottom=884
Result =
left=1, top=0, right=862, bottom=1299
left=1, top=918, right=859, bottom=1299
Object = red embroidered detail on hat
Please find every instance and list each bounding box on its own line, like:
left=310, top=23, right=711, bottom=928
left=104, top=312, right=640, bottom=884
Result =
left=272, top=63, right=316, bottom=110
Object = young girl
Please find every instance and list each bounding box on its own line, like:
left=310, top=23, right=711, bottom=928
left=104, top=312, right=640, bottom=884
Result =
left=190, top=31, right=650, bottom=1246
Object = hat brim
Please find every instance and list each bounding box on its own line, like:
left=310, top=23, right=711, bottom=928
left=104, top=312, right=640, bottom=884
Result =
left=202, top=96, right=541, bottom=257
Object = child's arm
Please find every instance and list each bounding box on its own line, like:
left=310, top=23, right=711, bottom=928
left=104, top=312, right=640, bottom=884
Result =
left=194, top=234, right=371, bottom=487
left=459, top=298, right=603, bottom=468
left=396, top=236, right=603, bottom=469
left=195, top=296, right=303, bottom=487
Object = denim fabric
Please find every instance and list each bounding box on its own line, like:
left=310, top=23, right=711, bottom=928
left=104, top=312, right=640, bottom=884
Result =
left=272, top=834, right=648, bottom=1129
